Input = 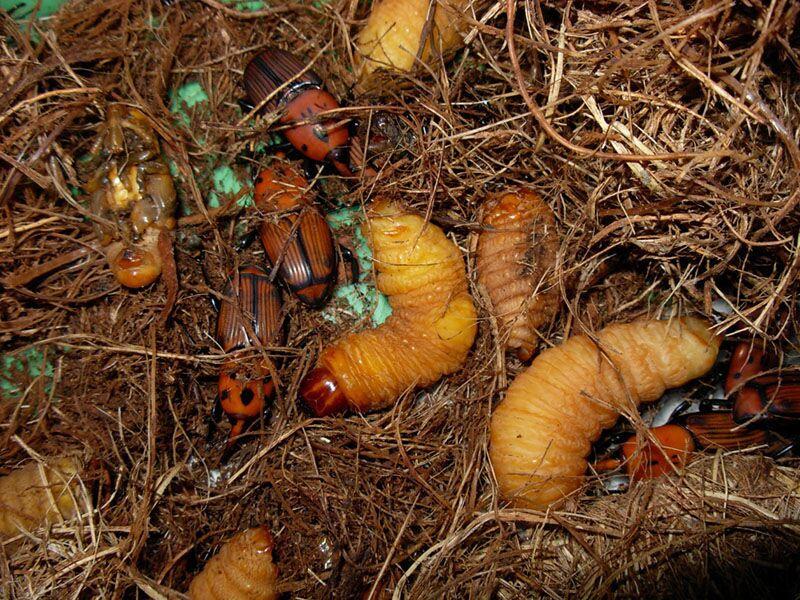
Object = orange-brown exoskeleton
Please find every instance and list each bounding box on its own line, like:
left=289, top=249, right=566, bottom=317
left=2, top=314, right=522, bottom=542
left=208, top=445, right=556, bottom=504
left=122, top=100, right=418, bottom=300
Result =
left=254, top=161, right=338, bottom=307
left=725, top=341, right=800, bottom=423
left=84, top=104, right=177, bottom=288
left=188, top=526, right=279, bottom=600
left=595, top=412, right=767, bottom=481
left=725, top=340, right=767, bottom=396
left=489, top=317, right=721, bottom=509
left=618, top=424, right=696, bottom=481
left=0, top=457, right=83, bottom=551
left=215, top=266, right=284, bottom=448
left=299, top=199, right=477, bottom=416
left=733, top=374, right=800, bottom=422
left=476, top=188, right=560, bottom=361
left=244, top=48, right=352, bottom=176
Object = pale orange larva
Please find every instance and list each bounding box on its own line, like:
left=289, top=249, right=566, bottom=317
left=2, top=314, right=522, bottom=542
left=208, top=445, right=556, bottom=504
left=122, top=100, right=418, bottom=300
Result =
left=355, top=0, right=472, bottom=87
left=476, top=188, right=559, bottom=361
left=489, top=317, right=721, bottom=509
left=300, top=199, right=477, bottom=416
left=0, top=457, right=83, bottom=543
left=188, top=526, right=279, bottom=600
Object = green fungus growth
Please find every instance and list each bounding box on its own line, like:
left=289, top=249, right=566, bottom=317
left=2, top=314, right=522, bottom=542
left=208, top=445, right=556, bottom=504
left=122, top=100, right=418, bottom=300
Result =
left=208, top=165, right=252, bottom=209
left=1, top=347, right=55, bottom=399
left=324, top=206, right=392, bottom=326
left=221, top=0, right=266, bottom=11
left=4, top=0, right=65, bottom=21
left=169, top=81, right=209, bottom=128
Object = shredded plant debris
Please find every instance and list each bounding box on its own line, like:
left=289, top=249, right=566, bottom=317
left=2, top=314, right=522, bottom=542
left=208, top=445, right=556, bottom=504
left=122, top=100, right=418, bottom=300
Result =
left=1, top=0, right=799, bottom=597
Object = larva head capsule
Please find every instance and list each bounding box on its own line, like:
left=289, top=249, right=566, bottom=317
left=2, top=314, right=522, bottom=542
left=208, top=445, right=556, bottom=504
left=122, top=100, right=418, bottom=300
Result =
left=106, top=239, right=163, bottom=288
left=299, top=366, right=349, bottom=416
left=244, top=48, right=352, bottom=176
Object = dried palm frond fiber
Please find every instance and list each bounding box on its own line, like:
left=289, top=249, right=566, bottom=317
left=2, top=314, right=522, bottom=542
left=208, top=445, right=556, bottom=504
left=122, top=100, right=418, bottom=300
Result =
left=1, top=0, right=798, bottom=597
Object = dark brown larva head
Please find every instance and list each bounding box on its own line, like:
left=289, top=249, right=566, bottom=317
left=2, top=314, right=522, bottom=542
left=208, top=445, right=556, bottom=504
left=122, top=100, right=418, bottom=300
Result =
left=215, top=266, right=284, bottom=352
left=244, top=47, right=323, bottom=111
left=299, top=366, right=349, bottom=416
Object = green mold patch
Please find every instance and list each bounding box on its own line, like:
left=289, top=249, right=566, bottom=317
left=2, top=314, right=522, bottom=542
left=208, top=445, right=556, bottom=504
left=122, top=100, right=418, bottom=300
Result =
left=222, top=0, right=266, bottom=10
left=169, top=81, right=210, bottom=129
left=1, top=346, right=55, bottom=399
left=329, top=284, right=392, bottom=327
left=4, top=0, right=67, bottom=43
left=168, top=83, right=252, bottom=209
left=325, top=206, right=392, bottom=326
left=208, top=165, right=252, bottom=209
left=3, top=0, right=65, bottom=21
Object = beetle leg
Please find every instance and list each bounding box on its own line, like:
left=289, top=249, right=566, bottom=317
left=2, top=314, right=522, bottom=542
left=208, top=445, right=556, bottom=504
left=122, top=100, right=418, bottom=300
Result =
left=593, top=457, right=622, bottom=472
left=238, top=98, right=256, bottom=113
left=211, top=394, right=223, bottom=423
left=337, top=242, right=360, bottom=285
left=226, top=419, right=247, bottom=450
left=234, top=228, right=259, bottom=253
left=770, top=440, right=796, bottom=458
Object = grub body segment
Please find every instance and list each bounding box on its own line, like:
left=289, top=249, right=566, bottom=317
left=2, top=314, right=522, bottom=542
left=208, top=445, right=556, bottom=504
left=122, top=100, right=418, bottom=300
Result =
left=490, top=318, right=720, bottom=508
left=356, top=0, right=471, bottom=85
left=300, top=199, right=477, bottom=415
left=477, top=189, right=559, bottom=360
left=188, top=526, right=279, bottom=600
left=0, top=457, right=83, bottom=542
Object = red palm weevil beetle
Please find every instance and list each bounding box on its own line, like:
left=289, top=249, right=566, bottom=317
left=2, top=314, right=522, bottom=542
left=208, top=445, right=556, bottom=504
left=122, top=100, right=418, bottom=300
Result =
left=244, top=47, right=352, bottom=176
left=254, top=161, right=338, bottom=308
left=215, top=266, right=284, bottom=448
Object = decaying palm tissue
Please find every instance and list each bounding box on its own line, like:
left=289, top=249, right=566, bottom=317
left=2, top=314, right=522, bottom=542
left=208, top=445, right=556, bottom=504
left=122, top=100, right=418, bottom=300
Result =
left=2, top=0, right=799, bottom=597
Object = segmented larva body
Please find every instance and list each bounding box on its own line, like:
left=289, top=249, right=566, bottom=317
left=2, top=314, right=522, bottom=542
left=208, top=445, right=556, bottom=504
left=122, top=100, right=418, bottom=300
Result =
left=490, top=318, right=720, bottom=509
left=300, top=199, right=477, bottom=416
left=0, top=457, right=82, bottom=540
left=356, top=0, right=470, bottom=85
left=476, top=188, right=559, bottom=361
left=189, top=526, right=279, bottom=600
